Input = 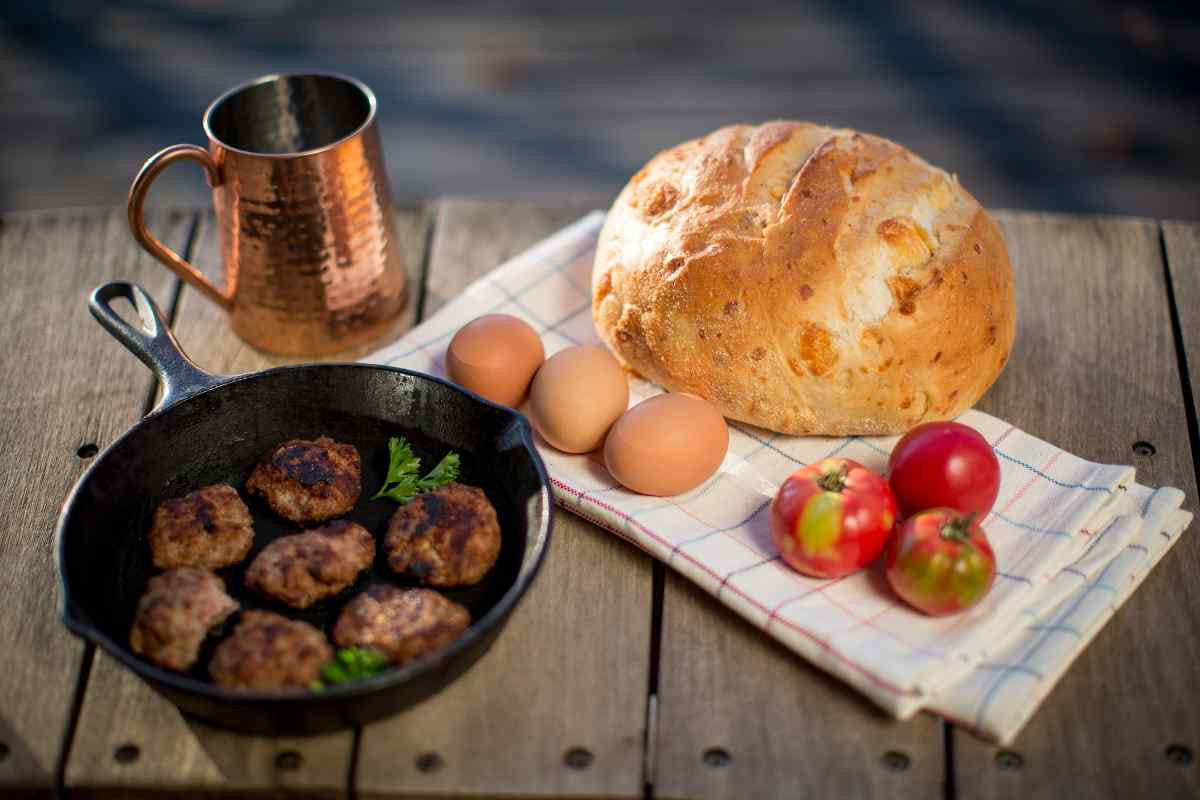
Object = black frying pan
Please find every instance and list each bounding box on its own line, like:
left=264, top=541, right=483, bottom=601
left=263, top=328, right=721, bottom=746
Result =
left=55, top=282, right=552, bottom=735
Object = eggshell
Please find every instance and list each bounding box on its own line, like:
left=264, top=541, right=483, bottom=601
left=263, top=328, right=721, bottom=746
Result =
left=528, top=346, right=629, bottom=453
left=446, top=314, right=545, bottom=407
left=605, top=393, right=729, bottom=496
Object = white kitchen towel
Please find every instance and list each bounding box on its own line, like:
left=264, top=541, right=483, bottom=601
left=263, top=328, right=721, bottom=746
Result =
left=930, top=487, right=1190, bottom=743
left=364, top=211, right=1190, bottom=743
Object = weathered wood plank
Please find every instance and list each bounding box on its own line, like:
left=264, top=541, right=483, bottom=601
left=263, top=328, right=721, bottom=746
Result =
left=356, top=199, right=654, bottom=798
left=954, top=214, right=1200, bottom=798
left=65, top=673, right=348, bottom=797
left=63, top=205, right=432, bottom=795
left=653, top=569, right=943, bottom=798
left=419, top=199, right=597, bottom=318
left=0, top=208, right=190, bottom=790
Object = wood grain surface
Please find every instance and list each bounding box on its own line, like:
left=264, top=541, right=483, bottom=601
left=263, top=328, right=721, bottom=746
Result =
left=653, top=568, right=944, bottom=799
left=0, top=209, right=190, bottom=790
left=62, top=206, right=432, bottom=795
left=954, top=214, right=1200, bottom=799
left=355, top=199, right=655, bottom=799
left=65, top=653, right=348, bottom=797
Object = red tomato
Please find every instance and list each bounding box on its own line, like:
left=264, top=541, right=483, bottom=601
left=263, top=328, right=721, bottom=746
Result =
left=886, top=508, right=996, bottom=616
left=888, top=421, right=1000, bottom=517
left=769, top=458, right=897, bottom=579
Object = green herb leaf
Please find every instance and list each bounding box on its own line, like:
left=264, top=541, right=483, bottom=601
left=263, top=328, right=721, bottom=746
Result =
left=372, top=436, right=461, bottom=504
left=417, top=452, right=460, bottom=491
left=371, top=437, right=421, bottom=500
left=376, top=479, right=421, bottom=505
left=314, top=647, right=390, bottom=689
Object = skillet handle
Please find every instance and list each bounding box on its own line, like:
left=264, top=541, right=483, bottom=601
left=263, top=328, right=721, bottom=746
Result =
left=89, top=282, right=223, bottom=412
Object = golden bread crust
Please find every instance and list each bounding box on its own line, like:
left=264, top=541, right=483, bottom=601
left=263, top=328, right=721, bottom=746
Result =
left=592, top=121, right=1016, bottom=435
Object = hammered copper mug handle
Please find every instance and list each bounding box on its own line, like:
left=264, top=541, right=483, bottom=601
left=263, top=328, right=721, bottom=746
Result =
left=127, top=144, right=233, bottom=311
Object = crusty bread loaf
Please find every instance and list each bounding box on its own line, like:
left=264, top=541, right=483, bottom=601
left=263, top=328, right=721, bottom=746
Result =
left=592, top=121, right=1016, bottom=436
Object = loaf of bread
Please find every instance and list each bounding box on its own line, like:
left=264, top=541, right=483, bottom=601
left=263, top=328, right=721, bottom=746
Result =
left=592, top=121, right=1016, bottom=435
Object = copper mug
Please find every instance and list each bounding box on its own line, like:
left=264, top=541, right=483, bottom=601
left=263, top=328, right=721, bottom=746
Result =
left=128, top=72, right=407, bottom=355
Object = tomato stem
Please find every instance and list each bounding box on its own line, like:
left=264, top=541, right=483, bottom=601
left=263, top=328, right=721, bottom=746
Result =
left=939, top=512, right=976, bottom=543
left=816, top=463, right=850, bottom=493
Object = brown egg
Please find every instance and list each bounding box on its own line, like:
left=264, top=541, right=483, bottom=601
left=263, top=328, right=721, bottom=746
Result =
left=528, top=346, right=629, bottom=453
left=446, top=314, right=545, bottom=407
left=605, top=393, right=729, bottom=496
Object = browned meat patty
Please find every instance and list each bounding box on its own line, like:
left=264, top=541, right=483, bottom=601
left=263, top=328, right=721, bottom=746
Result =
left=129, top=568, right=239, bottom=672
left=383, top=483, right=501, bottom=587
left=148, top=484, right=254, bottom=570
left=209, top=610, right=332, bottom=691
left=246, top=436, right=361, bottom=524
left=333, top=585, right=470, bottom=666
left=245, top=519, right=375, bottom=609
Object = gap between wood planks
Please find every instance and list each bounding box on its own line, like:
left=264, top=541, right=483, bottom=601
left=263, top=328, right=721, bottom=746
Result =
left=1159, top=223, right=1200, bottom=527
left=346, top=204, right=439, bottom=800
left=943, top=720, right=956, bottom=800
left=641, top=561, right=665, bottom=800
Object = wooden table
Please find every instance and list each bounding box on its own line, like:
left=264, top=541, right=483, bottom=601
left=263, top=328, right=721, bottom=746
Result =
left=1, top=201, right=1197, bottom=799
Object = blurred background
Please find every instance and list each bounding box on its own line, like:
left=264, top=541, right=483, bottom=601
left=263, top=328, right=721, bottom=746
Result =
left=2, top=0, right=1198, bottom=218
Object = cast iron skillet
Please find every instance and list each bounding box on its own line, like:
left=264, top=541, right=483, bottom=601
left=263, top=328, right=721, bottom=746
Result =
left=55, top=282, right=552, bottom=735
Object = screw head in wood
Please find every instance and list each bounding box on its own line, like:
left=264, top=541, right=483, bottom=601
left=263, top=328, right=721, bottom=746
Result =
left=114, top=744, right=140, bottom=765
left=1165, top=744, right=1194, bottom=766
left=416, top=752, right=443, bottom=773
left=564, top=747, right=593, bottom=769
left=702, top=747, right=731, bottom=768
left=995, top=750, right=1023, bottom=770
left=1132, top=441, right=1156, bottom=457
left=882, top=750, right=910, bottom=771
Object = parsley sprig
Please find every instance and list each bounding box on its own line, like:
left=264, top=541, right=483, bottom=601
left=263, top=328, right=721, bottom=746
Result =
left=371, top=436, right=460, bottom=504
left=310, top=647, right=388, bottom=690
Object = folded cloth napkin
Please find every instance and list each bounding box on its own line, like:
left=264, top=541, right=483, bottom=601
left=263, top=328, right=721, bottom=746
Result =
left=365, top=212, right=1191, bottom=744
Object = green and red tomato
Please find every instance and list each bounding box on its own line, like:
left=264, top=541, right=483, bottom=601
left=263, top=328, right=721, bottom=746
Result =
left=886, top=508, right=996, bottom=616
left=769, top=458, right=897, bottom=579
left=888, top=421, right=1000, bottom=517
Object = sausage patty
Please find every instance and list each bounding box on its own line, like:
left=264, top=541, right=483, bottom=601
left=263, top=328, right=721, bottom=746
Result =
left=246, top=436, right=361, bottom=524
left=333, top=585, right=470, bottom=666
left=245, top=519, right=375, bottom=609
left=209, top=610, right=332, bottom=691
left=148, top=484, right=254, bottom=570
left=129, top=568, right=239, bottom=672
left=383, top=483, right=501, bottom=586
